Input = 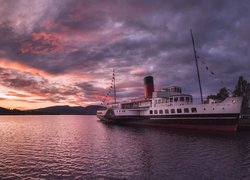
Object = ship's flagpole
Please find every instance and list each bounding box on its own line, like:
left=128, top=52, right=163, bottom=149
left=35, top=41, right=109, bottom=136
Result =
left=113, top=69, right=117, bottom=104
left=190, top=29, right=204, bottom=104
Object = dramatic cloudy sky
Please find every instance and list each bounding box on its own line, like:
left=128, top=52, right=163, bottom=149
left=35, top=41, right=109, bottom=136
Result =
left=0, top=0, right=249, bottom=109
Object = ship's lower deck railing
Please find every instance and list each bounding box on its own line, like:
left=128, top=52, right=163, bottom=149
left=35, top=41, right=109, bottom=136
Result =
left=241, top=114, right=250, bottom=120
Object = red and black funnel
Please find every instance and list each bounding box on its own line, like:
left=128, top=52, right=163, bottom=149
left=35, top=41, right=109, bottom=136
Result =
left=144, top=76, right=154, bottom=98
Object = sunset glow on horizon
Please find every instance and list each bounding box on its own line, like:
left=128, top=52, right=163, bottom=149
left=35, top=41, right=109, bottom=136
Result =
left=0, top=0, right=250, bottom=110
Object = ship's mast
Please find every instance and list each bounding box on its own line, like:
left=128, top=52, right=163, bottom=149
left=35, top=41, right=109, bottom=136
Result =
left=113, top=69, right=117, bottom=104
left=190, top=30, right=203, bottom=104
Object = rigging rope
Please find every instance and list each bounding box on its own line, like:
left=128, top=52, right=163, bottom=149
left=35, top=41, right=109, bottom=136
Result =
left=101, top=69, right=115, bottom=106
left=197, top=55, right=233, bottom=93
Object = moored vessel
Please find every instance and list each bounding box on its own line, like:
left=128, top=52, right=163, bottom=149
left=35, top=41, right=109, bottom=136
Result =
left=97, top=76, right=243, bottom=132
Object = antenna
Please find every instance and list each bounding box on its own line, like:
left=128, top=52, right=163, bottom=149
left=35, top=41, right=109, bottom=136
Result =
left=190, top=29, right=203, bottom=104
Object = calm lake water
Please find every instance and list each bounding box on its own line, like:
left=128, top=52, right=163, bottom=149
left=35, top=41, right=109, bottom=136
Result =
left=1, top=115, right=250, bottom=179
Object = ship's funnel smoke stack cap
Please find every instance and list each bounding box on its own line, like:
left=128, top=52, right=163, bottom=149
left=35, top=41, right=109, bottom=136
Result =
left=144, top=76, right=154, bottom=98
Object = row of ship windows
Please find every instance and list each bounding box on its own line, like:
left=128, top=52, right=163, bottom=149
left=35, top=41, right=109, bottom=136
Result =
left=117, top=110, right=126, bottom=113
left=155, top=96, right=192, bottom=104
left=149, top=108, right=197, bottom=115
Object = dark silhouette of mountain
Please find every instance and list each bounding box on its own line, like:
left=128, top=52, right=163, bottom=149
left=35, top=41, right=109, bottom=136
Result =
left=83, top=105, right=104, bottom=115
left=0, top=105, right=104, bottom=115
left=0, top=107, right=23, bottom=115
left=25, top=105, right=103, bottom=115
left=26, top=105, right=84, bottom=115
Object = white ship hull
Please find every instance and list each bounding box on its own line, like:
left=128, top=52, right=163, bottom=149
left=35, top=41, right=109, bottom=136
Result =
left=97, top=97, right=243, bottom=132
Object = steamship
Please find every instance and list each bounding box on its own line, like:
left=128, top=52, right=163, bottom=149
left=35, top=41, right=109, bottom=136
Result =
left=97, top=76, right=243, bottom=132
left=97, top=31, right=243, bottom=132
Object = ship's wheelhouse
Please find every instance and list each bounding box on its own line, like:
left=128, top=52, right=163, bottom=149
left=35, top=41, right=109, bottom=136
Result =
left=152, top=86, right=193, bottom=106
left=154, top=95, right=193, bottom=104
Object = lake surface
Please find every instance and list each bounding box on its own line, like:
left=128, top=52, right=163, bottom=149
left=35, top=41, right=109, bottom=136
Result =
left=1, top=115, right=250, bottom=179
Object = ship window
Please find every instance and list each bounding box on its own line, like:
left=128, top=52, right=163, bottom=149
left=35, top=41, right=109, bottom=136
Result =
left=186, top=97, right=189, bottom=102
left=149, top=110, right=153, bottom=114
left=170, top=98, right=173, bottom=102
left=191, top=107, right=197, bottom=113
left=184, top=108, right=189, bottom=113
left=174, top=97, right=178, bottom=102
left=171, top=109, right=175, bottom=114
left=177, top=109, right=182, bottom=113
left=154, top=110, right=158, bottom=114
left=180, top=97, right=184, bottom=101
left=159, top=110, right=163, bottom=114
left=165, top=109, right=169, bottom=114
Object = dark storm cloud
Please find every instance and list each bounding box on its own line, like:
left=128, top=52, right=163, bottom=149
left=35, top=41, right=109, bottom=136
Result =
left=0, top=67, right=40, bottom=89
left=76, top=81, right=107, bottom=101
left=0, top=23, right=22, bottom=58
left=54, top=2, right=108, bottom=32
left=76, top=82, right=103, bottom=94
left=0, top=0, right=250, bottom=102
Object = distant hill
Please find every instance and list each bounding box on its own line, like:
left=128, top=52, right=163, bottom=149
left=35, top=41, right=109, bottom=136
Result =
left=0, top=105, right=104, bottom=115
left=0, top=107, right=23, bottom=115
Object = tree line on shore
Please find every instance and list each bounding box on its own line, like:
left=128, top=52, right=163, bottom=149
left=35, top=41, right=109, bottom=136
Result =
left=207, top=76, right=250, bottom=112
